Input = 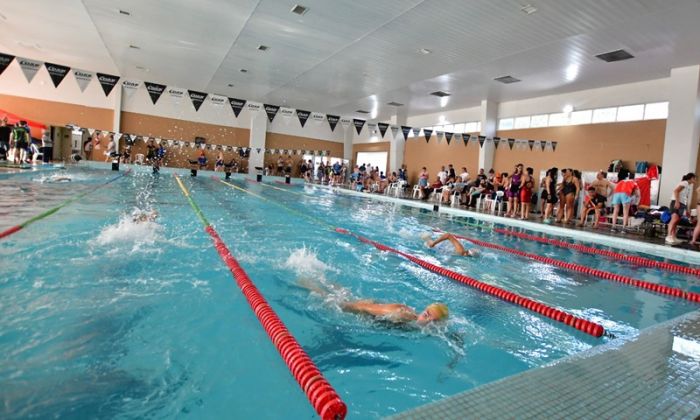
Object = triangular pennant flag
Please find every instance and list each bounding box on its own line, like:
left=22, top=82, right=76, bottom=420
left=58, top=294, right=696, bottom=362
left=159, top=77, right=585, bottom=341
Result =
left=210, top=95, right=226, bottom=106
left=130, top=134, right=138, bottom=142
left=0, top=53, right=15, bottom=76
left=96, top=73, right=120, bottom=96
left=87, top=128, right=95, bottom=136
left=353, top=119, right=366, bottom=135
left=229, top=98, right=246, bottom=117
left=390, top=126, right=399, bottom=138
left=297, top=110, right=311, bottom=127
left=528, top=140, right=535, bottom=150
left=167, top=87, right=186, bottom=101
left=311, top=112, right=325, bottom=124
left=478, top=136, right=486, bottom=148
left=279, top=107, right=295, bottom=120
left=326, top=114, right=339, bottom=131
left=144, top=82, right=166, bottom=104
left=412, top=127, right=421, bottom=137
left=264, top=104, right=280, bottom=122
left=377, top=122, right=389, bottom=138
left=73, top=69, right=93, bottom=92
left=493, top=136, right=501, bottom=149
left=18, top=57, right=43, bottom=83
left=508, top=138, right=515, bottom=150
left=539, top=141, right=545, bottom=151
left=401, top=126, right=412, bottom=141
left=143, top=136, right=150, bottom=142
left=114, top=133, right=122, bottom=142
left=122, top=80, right=141, bottom=97
left=462, top=133, right=470, bottom=146
left=340, top=117, right=352, bottom=129
left=552, top=141, right=558, bottom=151
left=445, top=132, right=453, bottom=145
left=436, top=130, right=444, bottom=138
left=155, top=138, right=162, bottom=145
left=297, top=149, right=302, bottom=155
left=45, top=63, right=71, bottom=87
left=168, top=139, right=174, bottom=147
left=256, top=148, right=262, bottom=154
left=188, top=90, right=208, bottom=111
left=423, top=129, right=433, bottom=143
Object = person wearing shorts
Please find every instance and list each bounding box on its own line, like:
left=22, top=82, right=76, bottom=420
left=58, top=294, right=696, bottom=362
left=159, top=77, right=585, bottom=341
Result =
left=610, top=169, right=639, bottom=232
left=666, top=173, right=695, bottom=245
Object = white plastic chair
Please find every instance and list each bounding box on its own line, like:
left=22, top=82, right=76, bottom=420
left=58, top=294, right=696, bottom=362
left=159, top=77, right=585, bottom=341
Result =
left=412, top=185, right=421, bottom=199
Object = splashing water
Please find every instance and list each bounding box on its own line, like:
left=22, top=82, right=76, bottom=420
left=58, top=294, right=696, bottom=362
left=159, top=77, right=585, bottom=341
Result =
left=92, top=213, right=164, bottom=253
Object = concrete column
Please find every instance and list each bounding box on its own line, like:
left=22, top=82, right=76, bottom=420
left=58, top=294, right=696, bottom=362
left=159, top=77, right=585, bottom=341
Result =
left=248, top=110, right=267, bottom=175
left=478, top=99, right=498, bottom=171
left=660, top=65, right=700, bottom=202
left=389, top=107, right=408, bottom=173
left=343, top=125, right=353, bottom=165
left=112, top=87, right=122, bottom=150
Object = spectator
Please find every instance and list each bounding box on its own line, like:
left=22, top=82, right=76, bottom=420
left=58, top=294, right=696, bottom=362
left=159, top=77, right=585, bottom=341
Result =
left=104, top=134, right=116, bottom=162
left=418, top=167, right=429, bottom=198
left=0, top=117, right=10, bottom=159
left=10, top=122, right=29, bottom=164
left=610, top=169, right=639, bottom=232
left=459, top=167, right=470, bottom=183
left=591, top=171, right=614, bottom=202
left=41, top=128, right=52, bottom=163
left=520, top=167, right=534, bottom=219
left=398, top=164, right=407, bottom=181
left=543, top=168, right=559, bottom=222
left=84, top=137, right=93, bottom=160
left=577, top=187, right=607, bottom=228
left=556, top=168, right=580, bottom=224
left=665, top=172, right=696, bottom=245
left=197, top=150, right=207, bottom=169
left=437, top=165, right=447, bottom=184
left=215, top=151, right=224, bottom=171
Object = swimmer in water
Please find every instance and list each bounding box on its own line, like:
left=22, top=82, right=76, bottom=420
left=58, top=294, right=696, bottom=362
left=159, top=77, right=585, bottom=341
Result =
left=50, top=176, right=72, bottom=182
left=132, top=210, right=158, bottom=223
left=422, top=232, right=479, bottom=256
left=298, top=278, right=448, bottom=325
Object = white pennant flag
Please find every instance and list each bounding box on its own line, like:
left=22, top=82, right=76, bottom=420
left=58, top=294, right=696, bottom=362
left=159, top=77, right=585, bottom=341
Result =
left=73, top=69, right=93, bottom=92
left=279, top=107, right=295, bottom=119
left=200, top=143, right=206, bottom=150
left=17, top=57, right=42, bottom=83
left=390, top=126, right=399, bottom=138
left=155, top=138, right=161, bottom=144
left=167, top=139, right=174, bottom=146
left=113, top=132, right=122, bottom=142
left=143, top=136, right=150, bottom=142
left=246, top=102, right=262, bottom=113
left=179, top=142, right=185, bottom=149
left=122, top=80, right=141, bottom=97
left=87, top=128, right=95, bottom=136
left=129, top=134, right=138, bottom=142
left=340, top=117, right=352, bottom=128
left=311, top=112, right=325, bottom=124
left=210, top=95, right=226, bottom=107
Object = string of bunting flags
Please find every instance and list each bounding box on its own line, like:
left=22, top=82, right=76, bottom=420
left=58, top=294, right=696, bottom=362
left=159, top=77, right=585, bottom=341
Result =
left=0, top=51, right=557, bottom=152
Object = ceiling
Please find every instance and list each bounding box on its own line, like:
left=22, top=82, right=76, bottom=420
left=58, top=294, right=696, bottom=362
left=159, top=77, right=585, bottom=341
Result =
left=3, top=0, right=700, bottom=121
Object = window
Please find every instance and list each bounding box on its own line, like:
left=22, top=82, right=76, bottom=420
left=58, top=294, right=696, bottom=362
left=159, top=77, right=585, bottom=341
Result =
left=498, top=118, right=514, bottom=130
left=616, top=104, right=644, bottom=122
left=514, top=116, right=531, bottom=129
left=644, top=102, right=669, bottom=120
left=570, top=110, right=592, bottom=125
left=443, top=124, right=454, bottom=132
left=453, top=123, right=465, bottom=133
left=464, top=122, right=479, bottom=133
left=530, top=114, right=548, bottom=127
left=592, top=107, right=617, bottom=123
left=548, top=112, right=570, bottom=126
left=475, top=121, right=482, bottom=132
left=356, top=151, right=388, bottom=174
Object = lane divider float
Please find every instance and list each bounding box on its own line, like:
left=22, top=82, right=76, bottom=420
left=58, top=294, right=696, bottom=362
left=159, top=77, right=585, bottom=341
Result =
left=494, top=228, right=700, bottom=277
left=335, top=227, right=607, bottom=338
left=443, top=231, right=700, bottom=304
left=175, top=176, right=346, bottom=420
left=0, top=169, right=131, bottom=240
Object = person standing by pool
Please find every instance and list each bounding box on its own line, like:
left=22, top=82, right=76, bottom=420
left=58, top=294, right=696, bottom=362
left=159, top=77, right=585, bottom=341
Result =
left=215, top=151, right=224, bottom=172
left=610, top=169, right=639, bottom=232
left=10, top=122, right=29, bottom=164
left=0, top=117, right=11, bottom=159
left=197, top=150, right=207, bottom=169
left=40, top=128, right=52, bottom=163
left=665, top=172, right=696, bottom=245
left=520, top=167, right=534, bottom=219
left=104, top=134, right=116, bottom=162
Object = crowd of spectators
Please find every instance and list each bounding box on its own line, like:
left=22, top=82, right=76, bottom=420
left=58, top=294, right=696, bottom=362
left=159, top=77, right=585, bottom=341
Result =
left=0, top=118, right=53, bottom=164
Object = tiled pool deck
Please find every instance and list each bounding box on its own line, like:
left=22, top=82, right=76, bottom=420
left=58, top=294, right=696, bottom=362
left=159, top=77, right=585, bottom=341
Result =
left=389, top=310, right=700, bottom=420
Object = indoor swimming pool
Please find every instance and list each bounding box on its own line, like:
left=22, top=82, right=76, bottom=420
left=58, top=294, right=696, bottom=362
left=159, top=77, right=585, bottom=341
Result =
left=1, top=165, right=699, bottom=418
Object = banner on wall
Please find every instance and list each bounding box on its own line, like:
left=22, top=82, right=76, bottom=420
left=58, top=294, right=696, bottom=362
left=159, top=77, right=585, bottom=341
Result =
left=353, top=119, right=365, bottom=135
left=377, top=122, right=389, bottom=138
left=167, top=87, right=186, bottom=100
left=508, top=138, right=515, bottom=150
left=445, top=132, right=453, bottom=145
left=0, top=53, right=14, bottom=76
left=311, top=112, right=325, bottom=124
left=552, top=141, right=558, bottom=151
left=340, top=117, right=352, bottom=129
left=423, top=128, right=432, bottom=143
left=279, top=107, right=295, bottom=120
left=478, top=136, right=486, bottom=148
left=45, top=62, right=71, bottom=87
left=73, top=69, right=93, bottom=92
left=144, top=82, right=166, bottom=104
left=18, top=57, right=42, bottom=83
left=539, top=140, right=545, bottom=151
left=390, top=126, right=399, bottom=138
left=97, top=73, right=120, bottom=96
left=229, top=98, right=246, bottom=117
left=122, top=80, right=141, bottom=97
left=412, top=127, right=421, bottom=137
left=292, top=109, right=309, bottom=127
left=401, top=126, right=411, bottom=141
left=528, top=140, right=535, bottom=150
left=114, top=133, right=123, bottom=142
left=264, top=104, right=280, bottom=122
left=492, top=136, right=500, bottom=149
left=462, top=133, right=470, bottom=146
left=188, top=90, right=208, bottom=111
left=210, top=95, right=226, bottom=107
left=326, top=114, right=339, bottom=131
left=246, top=102, right=262, bottom=113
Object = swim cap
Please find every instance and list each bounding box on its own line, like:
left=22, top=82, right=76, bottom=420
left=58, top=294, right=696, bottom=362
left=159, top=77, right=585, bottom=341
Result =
left=428, top=303, right=449, bottom=321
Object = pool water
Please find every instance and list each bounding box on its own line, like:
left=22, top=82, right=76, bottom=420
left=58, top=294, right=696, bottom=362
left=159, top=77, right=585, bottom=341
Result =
left=1, top=166, right=698, bottom=418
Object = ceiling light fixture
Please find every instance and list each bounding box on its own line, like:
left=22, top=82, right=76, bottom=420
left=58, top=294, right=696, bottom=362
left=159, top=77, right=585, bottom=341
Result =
left=257, top=45, right=269, bottom=51
left=595, top=49, right=634, bottom=63
left=565, top=64, right=579, bottom=82
left=290, top=4, right=309, bottom=16
left=417, top=48, right=432, bottom=55
left=430, top=91, right=451, bottom=97
left=228, top=83, right=234, bottom=87
left=240, top=69, right=248, bottom=73
left=520, top=4, right=538, bottom=15
left=129, top=45, right=140, bottom=50
left=562, top=104, right=573, bottom=114
left=119, top=9, right=131, bottom=16
left=494, top=75, right=521, bottom=84
left=387, top=101, right=404, bottom=107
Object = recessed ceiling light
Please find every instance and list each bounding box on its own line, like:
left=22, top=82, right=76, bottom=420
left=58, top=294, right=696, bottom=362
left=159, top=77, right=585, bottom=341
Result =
left=240, top=69, right=248, bottom=73
left=520, top=4, right=537, bottom=15
left=119, top=9, right=131, bottom=16
left=129, top=45, right=140, bottom=50
left=494, top=75, right=521, bottom=84
left=387, top=101, right=404, bottom=107
left=430, top=91, right=451, bottom=97
left=595, top=49, right=634, bottom=63
left=228, top=83, right=234, bottom=87
left=417, top=48, right=432, bottom=55
left=290, top=4, right=309, bottom=15
left=257, top=45, right=269, bottom=51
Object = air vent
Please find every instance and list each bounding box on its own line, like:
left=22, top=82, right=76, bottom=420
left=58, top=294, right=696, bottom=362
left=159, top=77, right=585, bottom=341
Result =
left=520, top=4, right=537, bottom=15
left=257, top=45, right=269, bottom=51
left=119, top=10, right=131, bottom=16
left=494, top=75, right=521, bottom=84
left=240, top=69, right=248, bottom=73
left=355, top=110, right=370, bottom=114
left=387, top=101, right=404, bottom=107
left=430, top=91, right=451, bottom=97
left=595, top=49, right=634, bottom=63
left=291, top=4, right=309, bottom=15
left=227, top=83, right=234, bottom=87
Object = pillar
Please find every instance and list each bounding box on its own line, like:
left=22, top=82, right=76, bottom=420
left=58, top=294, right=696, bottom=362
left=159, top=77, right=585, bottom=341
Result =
left=248, top=110, right=267, bottom=175
left=478, top=99, right=498, bottom=171
left=343, top=124, right=353, bottom=165
left=659, top=65, right=700, bottom=202
left=389, top=107, right=408, bottom=173
left=112, top=87, right=122, bottom=150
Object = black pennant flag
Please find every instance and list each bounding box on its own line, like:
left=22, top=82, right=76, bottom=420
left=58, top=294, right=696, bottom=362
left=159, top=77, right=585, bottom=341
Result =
left=478, top=136, right=486, bottom=148
left=296, top=110, right=310, bottom=127
left=423, top=129, right=433, bottom=143
left=353, top=119, right=365, bottom=135
left=552, top=141, right=558, bottom=152
left=0, top=53, right=15, bottom=76
left=462, top=133, right=470, bottom=146
left=229, top=98, right=246, bottom=117
left=144, top=82, right=166, bottom=104
left=188, top=90, right=208, bottom=111
left=401, top=126, right=411, bottom=141
left=528, top=140, right=535, bottom=150
left=44, top=62, right=70, bottom=87
left=508, top=138, right=515, bottom=150
left=327, top=114, right=339, bottom=131
left=377, top=122, right=389, bottom=138
left=445, top=132, right=453, bottom=145
left=264, top=104, right=280, bottom=122
left=96, top=73, right=120, bottom=96
left=540, top=141, right=546, bottom=151
left=493, top=136, right=501, bottom=149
